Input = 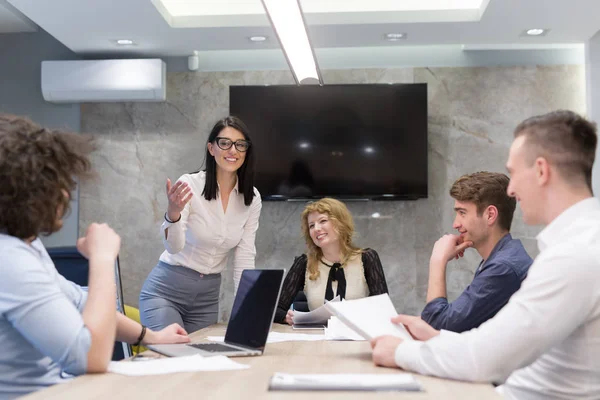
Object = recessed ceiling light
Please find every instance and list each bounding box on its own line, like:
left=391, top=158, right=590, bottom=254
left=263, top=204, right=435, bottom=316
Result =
left=249, top=36, right=267, bottom=42
left=525, top=28, right=547, bottom=36
left=116, top=39, right=135, bottom=45
left=384, top=33, right=406, bottom=41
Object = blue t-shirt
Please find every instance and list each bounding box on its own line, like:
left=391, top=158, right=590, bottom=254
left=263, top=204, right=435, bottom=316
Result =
left=421, top=233, right=532, bottom=333
left=0, top=234, right=91, bottom=399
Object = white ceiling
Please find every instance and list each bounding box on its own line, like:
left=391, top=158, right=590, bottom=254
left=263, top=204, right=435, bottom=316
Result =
left=5, top=0, right=600, bottom=57
left=0, top=0, right=36, bottom=33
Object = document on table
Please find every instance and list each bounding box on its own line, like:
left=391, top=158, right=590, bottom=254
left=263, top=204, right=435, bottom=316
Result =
left=292, top=295, right=340, bottom=325
left=207, top=331, right=326, bottom=343
left=108, top=355, right=249, bottom=376
left=269, top=372, right=422, bottom=391
left=324, top=294, right=412, bottom=341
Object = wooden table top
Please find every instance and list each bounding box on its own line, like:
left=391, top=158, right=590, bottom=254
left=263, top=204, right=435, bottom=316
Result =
left=21, top=324, right=501, bottom=400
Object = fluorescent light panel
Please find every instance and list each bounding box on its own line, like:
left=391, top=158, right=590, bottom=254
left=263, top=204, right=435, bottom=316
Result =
left=152, top=0, right=491, bottom=27
left=156, top=0, right=487, bottom=16
left=262, top=0, right=321, bottom=84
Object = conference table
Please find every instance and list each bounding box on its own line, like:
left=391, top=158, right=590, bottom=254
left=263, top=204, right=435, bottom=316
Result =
left=22, top=324, right=501, bottom=399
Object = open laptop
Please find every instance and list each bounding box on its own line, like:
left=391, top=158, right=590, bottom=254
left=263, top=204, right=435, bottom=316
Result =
left=147, top=269, right=285, bottom=357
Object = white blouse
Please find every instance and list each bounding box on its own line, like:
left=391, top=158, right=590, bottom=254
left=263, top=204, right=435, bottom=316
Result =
left=159, top=171, right=262, bottom=290
left=304, top=253, right=369, bottom=311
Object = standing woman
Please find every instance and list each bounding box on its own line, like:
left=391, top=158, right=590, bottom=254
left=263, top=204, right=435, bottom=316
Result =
left=140, top=116, right=262, bottom=333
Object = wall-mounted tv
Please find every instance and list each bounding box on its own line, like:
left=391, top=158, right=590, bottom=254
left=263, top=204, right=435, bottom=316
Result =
left=229, top=84, right=428, bottom=200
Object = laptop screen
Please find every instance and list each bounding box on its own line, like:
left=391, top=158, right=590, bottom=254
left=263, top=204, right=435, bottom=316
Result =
left=224, top=269, right=284, bottom=350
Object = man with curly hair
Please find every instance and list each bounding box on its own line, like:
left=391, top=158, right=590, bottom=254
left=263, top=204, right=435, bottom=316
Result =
left=0, top=114, right=190, bottom=399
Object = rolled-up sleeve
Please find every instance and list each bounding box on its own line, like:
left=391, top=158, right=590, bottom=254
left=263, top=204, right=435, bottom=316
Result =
left=233, top=190, right=262, bottom=291
left=1, top=250, right=92, bottom=376
left=421, top=262, right=521, bottom=332
left=57, top=274, right=88, bottom=313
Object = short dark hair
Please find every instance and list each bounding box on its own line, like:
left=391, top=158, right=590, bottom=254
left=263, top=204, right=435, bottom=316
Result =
left=450, top=171, right=516, bottom=231
left=514, top=110, right=597, bottom=191
left=199, top=116, right=256, bottom=206
left=0, top=114, right=95, bottom=239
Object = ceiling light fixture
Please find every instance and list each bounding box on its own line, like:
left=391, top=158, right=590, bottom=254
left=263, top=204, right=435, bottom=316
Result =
left=249, top=36, right=267, bottom=42
left=116, top=39, right=135, bottom=45
left=385, top=33, right=406, bottom=41
left=261, top=0, right=322, bottom=85
left=525, top=28, right=546, bottom=36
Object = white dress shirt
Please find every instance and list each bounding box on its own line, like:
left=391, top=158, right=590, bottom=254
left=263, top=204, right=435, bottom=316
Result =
left=159, top=171, right=262, bottom=290
left=395, top=197, right=600, bottom=400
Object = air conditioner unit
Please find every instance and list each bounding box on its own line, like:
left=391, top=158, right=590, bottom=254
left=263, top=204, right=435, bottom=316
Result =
left=41, top=59, right=166, bottom=103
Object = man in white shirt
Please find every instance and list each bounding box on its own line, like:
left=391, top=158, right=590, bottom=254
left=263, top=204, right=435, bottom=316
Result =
left=371, top=110, right=600, bottom=400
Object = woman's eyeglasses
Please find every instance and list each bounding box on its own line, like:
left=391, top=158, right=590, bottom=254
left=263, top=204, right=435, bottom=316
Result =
left=215, top=137, right=251, bottom=152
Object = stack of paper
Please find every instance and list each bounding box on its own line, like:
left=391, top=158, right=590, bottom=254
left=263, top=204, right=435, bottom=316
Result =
left=324, top=316, right=364, bottom=341
left=107, top=355, right=249, bottom=376
left=269, top=372, right=422, bottom=391
left=292, top=295, right=340, bottom=326
left=323, top=294, right=413, bottom=341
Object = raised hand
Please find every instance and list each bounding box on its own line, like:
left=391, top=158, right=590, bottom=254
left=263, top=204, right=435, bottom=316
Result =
left=166, top=178, right=193, bottom=221
left=76, top=223, right=121, bottom=263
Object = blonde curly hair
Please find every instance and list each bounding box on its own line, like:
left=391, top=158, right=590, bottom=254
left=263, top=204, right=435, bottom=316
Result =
left=300, top=198, right=362, bottom=280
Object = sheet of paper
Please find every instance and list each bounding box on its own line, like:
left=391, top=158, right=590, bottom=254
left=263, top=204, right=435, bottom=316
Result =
left=292, top=295, right=340, bottom=325
left=269, top=372, right=422, bottom=391
left=107, top=355, right=248, bottom=376
left=324, top=294, right=412, bottom=341
left=207, top=331, right=326, bottom=344
left=324, top=316, right=365, bottom=341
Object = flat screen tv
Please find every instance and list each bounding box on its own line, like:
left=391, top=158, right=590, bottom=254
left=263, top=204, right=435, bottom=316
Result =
left=229, top=84, right=427, bottom=200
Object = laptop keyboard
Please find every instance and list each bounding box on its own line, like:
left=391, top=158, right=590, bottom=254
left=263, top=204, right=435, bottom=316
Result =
left=188, top=343, right=245, bottom=353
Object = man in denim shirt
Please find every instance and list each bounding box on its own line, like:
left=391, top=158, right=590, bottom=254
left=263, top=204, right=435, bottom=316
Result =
left=421, top=172, right=532, bottom=333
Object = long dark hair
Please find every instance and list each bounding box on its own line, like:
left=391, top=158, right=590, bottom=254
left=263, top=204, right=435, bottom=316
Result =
left=200, top=116, right=256, bottom=206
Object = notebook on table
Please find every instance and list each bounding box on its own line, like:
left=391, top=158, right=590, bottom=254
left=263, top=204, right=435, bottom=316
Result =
left=147, top=269, right=285, bottom=357
left=269, top=372, right=422, bottom=391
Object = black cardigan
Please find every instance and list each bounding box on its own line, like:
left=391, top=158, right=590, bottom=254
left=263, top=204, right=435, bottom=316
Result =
left=274, top=248, right=389, bottom=323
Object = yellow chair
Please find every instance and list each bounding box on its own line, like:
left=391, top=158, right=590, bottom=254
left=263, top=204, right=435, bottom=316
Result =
left=124, top=305, right=147, bottom=354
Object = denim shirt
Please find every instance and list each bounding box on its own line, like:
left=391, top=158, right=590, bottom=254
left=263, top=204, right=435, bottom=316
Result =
left=421, top=233, right=533, bottom=333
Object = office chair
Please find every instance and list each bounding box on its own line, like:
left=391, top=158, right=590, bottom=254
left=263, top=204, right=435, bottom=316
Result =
left=293, top=291, right=310, bottom=312
left=47, top=247, right=132, bottom=360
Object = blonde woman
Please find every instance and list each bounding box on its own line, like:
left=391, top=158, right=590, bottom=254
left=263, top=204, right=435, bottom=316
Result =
left=274, top=198, right=388, bottom=325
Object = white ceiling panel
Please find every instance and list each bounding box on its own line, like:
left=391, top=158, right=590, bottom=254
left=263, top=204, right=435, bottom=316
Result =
left=5, top=0, right=600, bottom=57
